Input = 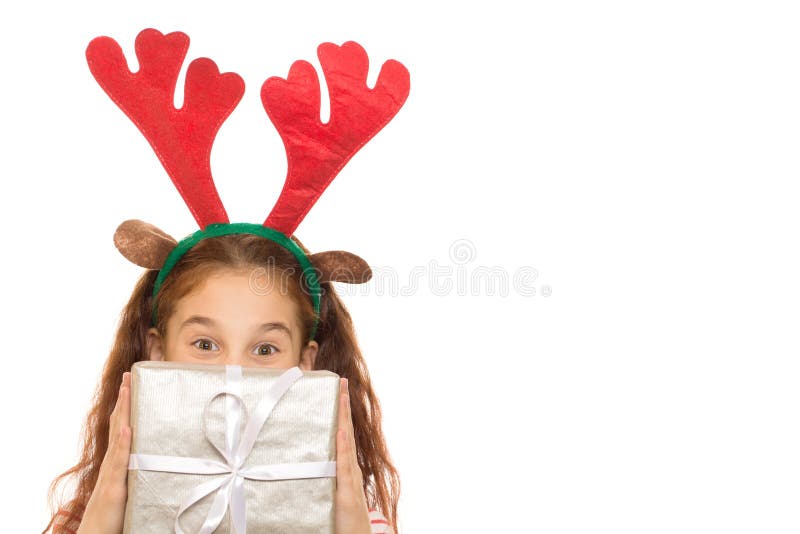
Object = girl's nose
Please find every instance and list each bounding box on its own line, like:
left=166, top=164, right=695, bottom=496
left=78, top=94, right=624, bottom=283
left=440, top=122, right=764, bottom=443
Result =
left=223, top=352, right=246, bottom=367
left=225, top=352, right=247, bottom=366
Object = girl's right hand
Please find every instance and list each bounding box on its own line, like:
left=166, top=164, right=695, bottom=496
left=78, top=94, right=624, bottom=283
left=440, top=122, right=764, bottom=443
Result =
left=77, top=372, right=132, bottom=534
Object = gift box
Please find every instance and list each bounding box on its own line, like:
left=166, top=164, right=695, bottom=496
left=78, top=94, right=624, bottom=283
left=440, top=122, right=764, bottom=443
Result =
left=122, top=361, right=339, bottom=534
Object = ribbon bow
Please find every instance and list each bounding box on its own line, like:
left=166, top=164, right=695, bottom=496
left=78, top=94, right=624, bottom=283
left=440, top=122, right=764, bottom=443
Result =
left=128, top=366, right=337, bottom=534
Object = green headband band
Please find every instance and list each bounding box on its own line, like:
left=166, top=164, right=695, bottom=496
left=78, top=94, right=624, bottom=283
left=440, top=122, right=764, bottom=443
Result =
left=151, top=222, right=322, bottom=341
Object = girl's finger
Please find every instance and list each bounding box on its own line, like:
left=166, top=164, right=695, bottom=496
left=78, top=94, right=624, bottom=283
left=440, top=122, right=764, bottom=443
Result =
left=341, top=380, right=364, bottom=488
left=342, top=383, right=359, bottom=462
left=337, top=380, right=354, bottom=487
left=337, top=378, right=349, bottom=435
left=118, top=372, right=131, bottom=429
left=107, top=373, right=131, bottom=459
left=107, top=383, right=124, bottom=451
left=341, top=379, right=355, bottom=439
left=337, top=434, right=358, bottom=499
left=337, top=424, right=352, bottom=487
left=113, top=424, right=132, bottom=476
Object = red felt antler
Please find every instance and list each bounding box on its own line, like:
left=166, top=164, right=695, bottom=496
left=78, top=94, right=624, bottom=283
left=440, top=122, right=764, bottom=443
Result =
left=261, top=41, right=410, bottom=236
left=86, top=29, right=245, bottom=229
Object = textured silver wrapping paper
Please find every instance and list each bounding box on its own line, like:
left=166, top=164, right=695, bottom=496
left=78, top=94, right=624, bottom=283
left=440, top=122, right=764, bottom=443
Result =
left=122, top=361, right=339, bottom=533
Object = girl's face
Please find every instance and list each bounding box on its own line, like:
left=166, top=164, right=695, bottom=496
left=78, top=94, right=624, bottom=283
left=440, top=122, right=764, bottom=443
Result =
left=146, top=269, right=318, bottom=369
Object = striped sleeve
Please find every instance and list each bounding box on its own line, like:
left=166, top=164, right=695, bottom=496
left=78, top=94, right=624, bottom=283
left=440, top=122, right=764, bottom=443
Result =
left=46, top=502, right=84, bottom=534
left=369, top=507, right=394, bottom=534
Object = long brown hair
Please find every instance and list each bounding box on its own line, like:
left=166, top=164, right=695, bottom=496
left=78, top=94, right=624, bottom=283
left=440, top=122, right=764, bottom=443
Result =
left=43, top=234, right=400, bottom=532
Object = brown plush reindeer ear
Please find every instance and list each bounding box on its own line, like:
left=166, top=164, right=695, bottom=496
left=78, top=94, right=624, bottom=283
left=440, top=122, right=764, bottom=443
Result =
left=290, top=236, right=372, bottom=284
left=309, top=251, right=372, bottom=284
left=114, top=219, right=178, bottom=269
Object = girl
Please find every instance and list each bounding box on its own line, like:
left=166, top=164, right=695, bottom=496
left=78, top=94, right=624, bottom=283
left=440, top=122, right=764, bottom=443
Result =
left=43, top=27, right=409, bottom=534
left=43, top=233, right=399, bottom=533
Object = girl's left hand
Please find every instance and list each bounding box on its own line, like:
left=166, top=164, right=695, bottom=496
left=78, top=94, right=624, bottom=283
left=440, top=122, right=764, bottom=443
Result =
left=335, top=378, right=372, bottom=534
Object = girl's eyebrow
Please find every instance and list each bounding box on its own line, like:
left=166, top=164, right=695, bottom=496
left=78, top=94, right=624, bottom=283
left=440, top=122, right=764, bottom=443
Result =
left=179, top=316, right=292, bottom=337
left=179, top=315, right=216, bottom=331
left=258, top=322, right=292, bottom=337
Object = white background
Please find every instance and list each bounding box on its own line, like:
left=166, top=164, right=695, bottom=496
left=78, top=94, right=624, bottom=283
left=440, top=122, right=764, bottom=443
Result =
left=3, top=1, right=800, bottom=532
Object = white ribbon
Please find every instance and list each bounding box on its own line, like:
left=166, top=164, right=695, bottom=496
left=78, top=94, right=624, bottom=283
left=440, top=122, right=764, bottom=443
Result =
left=128, top=365, right=337, bottom=534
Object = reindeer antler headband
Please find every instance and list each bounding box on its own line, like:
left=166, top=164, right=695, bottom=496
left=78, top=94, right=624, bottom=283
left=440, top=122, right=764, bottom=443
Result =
left=86, top=29, right=410, bottom=340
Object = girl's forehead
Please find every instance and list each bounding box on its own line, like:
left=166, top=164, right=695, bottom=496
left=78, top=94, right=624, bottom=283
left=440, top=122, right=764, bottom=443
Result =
left=171, top=270, right=301, bottom=334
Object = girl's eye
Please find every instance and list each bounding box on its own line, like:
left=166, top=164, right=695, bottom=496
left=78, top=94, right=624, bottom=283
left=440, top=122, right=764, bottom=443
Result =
left=193, top=339, right=219, bottom=351
left=254, top=343, right=279, bottom=357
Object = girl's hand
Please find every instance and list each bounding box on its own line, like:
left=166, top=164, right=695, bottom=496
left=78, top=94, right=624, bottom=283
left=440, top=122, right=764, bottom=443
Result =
left=77, top=372, right=132, bottom=534
left=335, top=378, right=373, bottom=534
